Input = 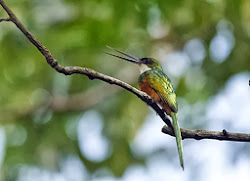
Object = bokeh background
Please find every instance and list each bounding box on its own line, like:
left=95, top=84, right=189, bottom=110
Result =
left=0, top=0, right=250, bottom=180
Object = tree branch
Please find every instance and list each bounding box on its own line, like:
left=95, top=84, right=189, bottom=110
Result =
left=0, top=0, right=173, bottom=128
left=162, top=125, right=250, bottom=142
left=1, top=0, right=250, bottom=142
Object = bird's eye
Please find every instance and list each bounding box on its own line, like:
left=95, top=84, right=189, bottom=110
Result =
left=141, top=58, right=153, bottom=64
left=149, top=58, right=154, bottom=63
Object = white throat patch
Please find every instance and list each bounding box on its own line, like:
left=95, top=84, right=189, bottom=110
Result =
left=138, top=64, right=151, bottom=74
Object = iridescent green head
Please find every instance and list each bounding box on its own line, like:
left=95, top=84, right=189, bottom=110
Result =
left=105, top=46, right=163, bottom=73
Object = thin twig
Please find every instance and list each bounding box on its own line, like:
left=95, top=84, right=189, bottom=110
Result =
left=0, top=17, right=10, bottom=22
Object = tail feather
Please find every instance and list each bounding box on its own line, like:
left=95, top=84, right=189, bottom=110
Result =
left=171, top=112, right=184, bottom=170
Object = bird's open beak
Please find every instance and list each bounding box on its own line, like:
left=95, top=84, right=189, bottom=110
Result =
left=105, top=46, right=141, bottom=64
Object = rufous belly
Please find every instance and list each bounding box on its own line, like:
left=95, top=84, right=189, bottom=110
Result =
left=139, top=81, right=172, bottom=116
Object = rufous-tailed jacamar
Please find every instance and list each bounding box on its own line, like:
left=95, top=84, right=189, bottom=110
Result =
left=106, top=46, right=184, bottom=170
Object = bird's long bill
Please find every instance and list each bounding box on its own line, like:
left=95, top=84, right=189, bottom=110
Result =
left=105, top=46, right=140, bottom=64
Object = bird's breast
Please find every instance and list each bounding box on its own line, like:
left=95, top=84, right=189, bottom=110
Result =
left=138, top=72, right=173, bottom=115
left=138, top=76, right=161, bottom=102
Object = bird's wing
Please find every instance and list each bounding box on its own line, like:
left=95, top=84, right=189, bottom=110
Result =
left=147, top=69, right=178, bottom=112
left=145, top=69, right=183, bottom=169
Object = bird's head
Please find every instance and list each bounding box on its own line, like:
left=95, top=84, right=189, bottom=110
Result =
left=105, top=46, right=163, bottom=74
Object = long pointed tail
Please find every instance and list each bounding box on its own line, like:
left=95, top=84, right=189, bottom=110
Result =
left=171, top=112, right=184, bottom=170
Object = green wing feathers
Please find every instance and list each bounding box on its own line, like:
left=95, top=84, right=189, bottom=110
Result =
left=147, top=69, right=178, bottom=112
left=171, top=112, right=184, bottom=170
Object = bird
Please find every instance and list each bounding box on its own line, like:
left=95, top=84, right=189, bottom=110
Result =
left=105, top=46, right=184, bottom=170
